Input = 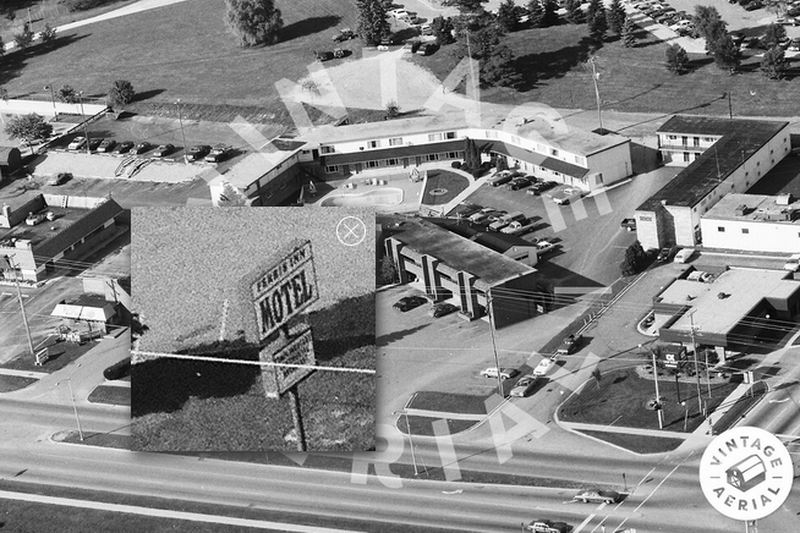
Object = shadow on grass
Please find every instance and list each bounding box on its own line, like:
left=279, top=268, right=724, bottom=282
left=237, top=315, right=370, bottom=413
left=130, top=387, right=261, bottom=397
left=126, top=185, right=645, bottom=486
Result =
left=130, top=88, right=166, bottom=103
left=0, top=33, right=91, bottom=85
left=279, top=15, right=340, bottom=43
left=513, top=36, right=596, bottom=91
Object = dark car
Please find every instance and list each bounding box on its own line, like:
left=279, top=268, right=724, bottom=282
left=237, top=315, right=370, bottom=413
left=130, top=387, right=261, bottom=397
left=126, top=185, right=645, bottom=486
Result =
left=620, top=218, right=637, bottom=231
left=744, top=0, right=763, bottom=10
left=491, top=174, right=513, bottom=187
left=103, top=358, right=131, bottom=380
left=557, top=334, right=581, bottom=355
left=96, top=139, right=116, bottom=153
left=87, top=138, right=103, bottom=151
left=452, top=202, right=483, bottom=218
left=134, top=142, right=152, bottom=154
left=332, top=28, right=355, bottom=42
left=393, top=295, right=427, bottom=312
left=185, top=144, right=211, bottom=161
left=205, top=144, right=233, bottom=162
left=509, top=177, right=533, bottom=190
left=429, top=302, right=458, bottom=318
left=112, top=141, right=134, bottom=155
left=315, top=50, right=335, bottom=62
left=527, top=180, right=557, bottom=195
left=333, top=48, right=347, bottom=58
left=524, top=519, right=569, bottom=533
left=152, top=144, right=175, bottom=157
left=656, top=247, right=673, bottom=262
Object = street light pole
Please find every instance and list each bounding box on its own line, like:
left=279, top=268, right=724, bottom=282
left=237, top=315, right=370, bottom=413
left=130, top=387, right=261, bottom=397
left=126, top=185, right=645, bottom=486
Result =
left=1, top=255, right=37, bottom=364
left=44, top=84, right=58, bottom=121
left=589, top=56, right=603, bottom=131
left=403, top=411, right=419, bottom=477
left=651, top=349, right=663, bottom=430
left=487, top=289, right=504, bottom=399
left=689, top=312, right=703, bottom=415
left=176, top=99, right=189, bottom=165
left=62, top=378, right=84, bottom=441
left=78, top=91, right=90, bottom=155
left=682, top=401, right=688, bottom=431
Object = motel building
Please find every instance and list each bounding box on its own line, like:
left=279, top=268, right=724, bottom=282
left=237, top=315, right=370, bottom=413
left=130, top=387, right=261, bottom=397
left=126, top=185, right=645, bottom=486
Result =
left=653, top=267, right=800, bottom=359
left=384, top=217, right=547, bottom=328
left=635, top=116, right=791, bottom=250
left=208, top=113, right=633, bottom=207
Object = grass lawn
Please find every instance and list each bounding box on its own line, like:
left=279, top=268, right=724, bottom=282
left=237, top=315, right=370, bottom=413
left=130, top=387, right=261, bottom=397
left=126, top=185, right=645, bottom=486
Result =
left=402, top=415, right=478, bottom=436
left=414, top=23, right=800, bottom=118
left=1, top=337, right=97, bottom=373
left=421, top=169, right=470, bottom=206
left=87, top=384, right=130, bottom=406
left=0, top=374, right=37, bottom=392
left=578, top=430, right=686, bottom=454
left=61, top=429, right=131, bottom=449
left=406, top=390, right=488, bottom=415
left=0, top=0, right=365, bottom=120
left=559, top=368, right=739, bottom=433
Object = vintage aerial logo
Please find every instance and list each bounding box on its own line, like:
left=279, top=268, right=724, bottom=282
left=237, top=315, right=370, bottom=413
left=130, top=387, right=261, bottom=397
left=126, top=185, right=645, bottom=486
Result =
left=699, top=426, right=794, bottom=521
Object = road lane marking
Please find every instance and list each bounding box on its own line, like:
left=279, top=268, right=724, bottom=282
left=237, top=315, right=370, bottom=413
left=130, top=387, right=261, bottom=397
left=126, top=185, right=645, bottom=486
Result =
left=573, top=511, right=597, bottom=532
left=0, top=489, right=361, bottom=532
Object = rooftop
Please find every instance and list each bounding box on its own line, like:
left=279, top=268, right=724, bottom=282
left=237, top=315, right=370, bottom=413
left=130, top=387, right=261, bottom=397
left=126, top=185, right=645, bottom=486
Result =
left=0, top=204, right=90, bottom=251
left=52, top=294, right=116, bottom=322
left=657, top=268, right=800, bottom=335
left=430, top=217, right=537, bottom=254
left=216, top=139, right=305, bottom=189
left=638, top=116, right=789, bottom=211
left=390, top=216, right=535, bottom=287
left=703, top=193, right=799, bottom=224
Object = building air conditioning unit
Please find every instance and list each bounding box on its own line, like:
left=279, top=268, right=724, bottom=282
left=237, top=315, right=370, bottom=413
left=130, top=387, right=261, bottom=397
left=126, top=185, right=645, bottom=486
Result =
left=734, top=204, right=750, bottom=216
left=776, top=193, right=793, bottom=206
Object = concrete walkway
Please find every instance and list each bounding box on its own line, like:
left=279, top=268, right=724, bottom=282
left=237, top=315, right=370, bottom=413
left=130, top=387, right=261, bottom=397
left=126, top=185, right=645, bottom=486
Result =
left=560, top=420, right=690, bottom=440
left=0, top=368, right=48, bottom=379
left=402, top=408, right=484, bottom=421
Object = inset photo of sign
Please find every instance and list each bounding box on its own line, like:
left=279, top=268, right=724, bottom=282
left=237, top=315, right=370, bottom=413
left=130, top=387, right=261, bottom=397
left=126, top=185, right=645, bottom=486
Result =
left=130, top=206, right=376, bottom=453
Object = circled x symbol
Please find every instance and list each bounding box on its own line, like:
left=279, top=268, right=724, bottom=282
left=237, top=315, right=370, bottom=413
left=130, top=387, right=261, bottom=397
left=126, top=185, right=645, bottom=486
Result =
left=336, top=216, right=367, bottom=247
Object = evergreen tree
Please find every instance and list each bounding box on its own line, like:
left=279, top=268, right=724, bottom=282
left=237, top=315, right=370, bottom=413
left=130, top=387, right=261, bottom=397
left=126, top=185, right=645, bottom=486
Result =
left=355, top=0, right=391, bottom=46
left=711, top=33, right=740, bottom=72
left=586, top=0, right=603, bottom=26
left=588, top=7, right=607, bottom=44
left=431, top=16, right=456, bottom=45
left=527, top=0, right=545, bottom=27
left=542, top=0, right=560, bottom=27
left=606, top=0, right=626, bottom=34
left=760, top=45, right=787, bottom=79
left=622, top=17, right=637, bottom=47
left=497, top=0, right=522, bottom=32
left=762, top=23, right=786, bottom=48
left=565, top=0, right=584, bottom=24
left=665, top=44, right=689, bottom=74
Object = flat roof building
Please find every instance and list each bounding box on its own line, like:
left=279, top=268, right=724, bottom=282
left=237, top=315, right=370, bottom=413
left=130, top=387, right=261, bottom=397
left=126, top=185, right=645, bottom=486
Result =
left=636, top=116, right=791, bottom=250
left=384, top=216, right=546, bottom=327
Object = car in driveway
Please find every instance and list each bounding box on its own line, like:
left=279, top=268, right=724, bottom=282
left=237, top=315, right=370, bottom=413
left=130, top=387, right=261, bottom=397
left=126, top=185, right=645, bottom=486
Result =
left=68, top=136, right=87, bottom=150
left=557, top=334, right=581, bottom=355
left=315, top=50, right=335, bottom=61
left=523, top=519, right=569, bottom=533
left=152, top=144, right=175, bottom=157
left=96, top=139, right=116, bottom=153
left=501, top=219, right=537, bottom=236
left=573, top=489, right=623, bottom=504
left=185, top=144, right=211, bottom=161
left=490, top=173, right=514, bottom=187
left=111, top=141, right=134, bottom=155
left=532, top=357, right=555, bottom=377
left=429, top=302, right=458, bottom=318
left=332, top=28, right=356, bottom=41
left=510, top=375, right=539, bottom=397
left=481, top=367, right=519, bottom=380
left=394, top=295, right=428, bottom=311
left=134, top=142, right=152, bottom=154
left=205, top=144, right=234, bottom=162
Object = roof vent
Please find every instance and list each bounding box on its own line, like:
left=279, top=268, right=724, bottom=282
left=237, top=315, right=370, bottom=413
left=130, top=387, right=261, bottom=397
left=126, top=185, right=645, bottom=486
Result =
left=776, top=193, right=793, bottom=206
left=734, top=204, right=749, bottom=216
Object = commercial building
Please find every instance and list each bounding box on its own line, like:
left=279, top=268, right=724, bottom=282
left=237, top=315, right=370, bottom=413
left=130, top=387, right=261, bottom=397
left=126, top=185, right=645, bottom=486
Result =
left=209, top=114, right=632, bottom=206
left=636, top=116, right=790, bottom=250
left=384, top=217, right=545, bottom=327
left=700, top=193, right=800, bottom=254
left=51, top=294, right=120, bottom=335
left=654, top=267, right=800, bottom=357
left=0, top=194, right=126, bottom=282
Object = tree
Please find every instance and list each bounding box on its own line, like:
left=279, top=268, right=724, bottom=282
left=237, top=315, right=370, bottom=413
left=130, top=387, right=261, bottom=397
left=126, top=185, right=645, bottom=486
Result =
left=693, top=6, right=727, bottom=53
left=565, top=0, right=584, bottom=24
left=107, top=80, right=136, bottom=108
left=620, top=241, right=648, bottom=276
left=5, top=114, right=53, bottom=145
left=711, top=33, right=740, bottom=72
left=442, top=0, right=488, bottom=15
left=542, top=0, right=560, bottom=27
left=224, top=0, right=283, bottom=47
left=385, top=100, right=400, bottom=118
left=57, top=85, right=80, bottom=103
left=431, top=16, right=456, bottom=45
left=622, top=17, right=637, bottom=47
left=762, top=23, right=786, bottom=48
left=377, top=256, right=399, bottom=286
left=217, top=182, right=249, bottom=206
left=14, top=22, right=34, bottom=49
left=606, top=0, right=626, bottom=34
left=482, top=44, right=523, bottom=88
left=41, top=23, right=57, bottom=45
left=665, top=44, right=690, bottom=74
left=588, top=7, right=608, bottom=44
left=497, top=0, right=524, bottom=32
left=0, top=35, right=4, bottom=57
left=527, top=0, right=545, bottom=27
left=586, top=0, right=603, bottom=26
left=761, top=45, right=787, bottom=79
left=355, top=0, right=391, bottom=46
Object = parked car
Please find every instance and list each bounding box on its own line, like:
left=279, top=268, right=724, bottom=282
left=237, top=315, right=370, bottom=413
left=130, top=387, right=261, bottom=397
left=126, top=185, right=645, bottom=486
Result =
left=96, top=139, right=116, bottom=153
left=152, top=144, right=175, bottom=157
left=469, top=207, right=500, bottom=223
left=394, top=295, right=428, bottom=312
left=501, top=219, right=537, bottom=236
left=508, top=176, right=533, bottom=190
left=333, top=48, right=347, bottom=58
left=557, top=334, right=581, bottom=355
left=656, top=247, right=673, bottom=263
left=535, top=240, right=557, bottom=255
left=744, top=0, right=763, bottom=10
left=620, top=218, right=637, bottom=231
left=524, top=519, right=569, bottom=533
left=783, top=253, right=800, bottom=271
left=111, top=141, right=134, bottom=155
left=452, top=203, right=483, bottom=218
left=47, top=172, right=72, bottom=186
left=489, top=211, right=525, bottom=231
left=134, top=142, right=152, bottom=154
left=673, top=248, right=696, bottom=263
left=687, top=270, right=714, bottom=282
left=416, top=42, right=438, bottom=55
left=205, top=144, right=233, bottom=162
left=429, top=302, right=458, bottom=318
left=332, top=28, right=356, bottom=42
left=481, top=367, right=519, bottom=380
left=491, top=173, right=514, bottom=187
left=67, top=136, right=87, bottom=150
left=573, top=489, right=623, bottom=504
left=532, top=357, right=555, bottom=377
left=87, top=138, right=103, bottom=151
left=185, top=144, right=211, bottom=161
left=527, top=180, right=556, bottom=195
left=485, top=210, right=508, bottom=224
left=510, top=375, right=539, bottom=397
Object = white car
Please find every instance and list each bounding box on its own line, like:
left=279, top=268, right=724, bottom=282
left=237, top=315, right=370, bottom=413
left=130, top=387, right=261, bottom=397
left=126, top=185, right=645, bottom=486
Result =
left=673, top=248, right=696, bottom=263
left=535, top=240, right=557, bottom=255
left=481, top=367, right=519, bottom=380
left=783, top=253, right=800, bottom=271
left=68, top=136, right=87, bottom=150
left=532, top=358, right=555, bottom=377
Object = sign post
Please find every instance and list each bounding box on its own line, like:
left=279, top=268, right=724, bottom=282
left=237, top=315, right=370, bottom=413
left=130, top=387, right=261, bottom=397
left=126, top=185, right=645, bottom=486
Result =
left=240, top=240, right=320, bottom=451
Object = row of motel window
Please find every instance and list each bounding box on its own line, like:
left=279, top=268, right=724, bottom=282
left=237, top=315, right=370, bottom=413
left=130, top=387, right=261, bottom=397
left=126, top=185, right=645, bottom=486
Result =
left=325, top=151, right=465, bottom=174
left=717, top=226, right=800, bottom=237
left=666, top=135, right=719, bottom=147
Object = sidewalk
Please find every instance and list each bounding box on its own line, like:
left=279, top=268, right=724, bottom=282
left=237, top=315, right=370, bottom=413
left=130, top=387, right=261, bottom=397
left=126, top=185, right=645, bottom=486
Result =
left=0, top=368, right=48, bottom=379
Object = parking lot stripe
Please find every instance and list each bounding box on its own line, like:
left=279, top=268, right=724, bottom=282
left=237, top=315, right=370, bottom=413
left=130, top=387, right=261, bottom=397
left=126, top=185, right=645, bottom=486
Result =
left=593, top=190, right=613, bottom=216
left=542, top=197, right=567, bottom=233
left=573, top=512, right=597, bottom=533
left=571, top=197, right=588, bottom=222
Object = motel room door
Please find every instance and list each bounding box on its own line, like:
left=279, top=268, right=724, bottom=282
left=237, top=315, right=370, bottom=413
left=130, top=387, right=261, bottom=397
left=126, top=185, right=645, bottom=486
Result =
left=414, top=156, right=422, bottom=166
left=354, top=163, right=363, bottom=173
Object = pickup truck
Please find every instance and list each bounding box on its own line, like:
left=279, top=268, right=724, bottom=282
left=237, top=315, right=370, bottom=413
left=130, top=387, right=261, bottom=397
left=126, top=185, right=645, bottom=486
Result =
left=488, top=211, right=525, bottom=231
left=500, top=219, right=537, bottom=236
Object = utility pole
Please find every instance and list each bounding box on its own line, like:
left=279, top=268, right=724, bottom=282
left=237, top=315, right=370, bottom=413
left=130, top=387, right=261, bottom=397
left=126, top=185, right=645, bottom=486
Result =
left=78, top=91, right=90, bottom=155
left=44, top=84, right=58, bottom=121
left=1, top=256, right=37, bottom=364
left=651, top=349, right=663, bottom=430
left=689, top=312, right=703, bottom=416
left=589, top=56, right=603, bottom=131
left=727, top=91, right=733, bottom=119
left=487, top=289, right=504, bottom=399
left=403, top=411, right=419, bottom=476
left=176, top=99, right=189, bottom=165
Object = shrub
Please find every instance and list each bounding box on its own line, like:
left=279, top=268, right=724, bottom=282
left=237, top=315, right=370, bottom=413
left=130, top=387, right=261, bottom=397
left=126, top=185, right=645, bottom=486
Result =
left=451, top=160, right=462, bottom=169
left=61, top=0, right=116, bottom=11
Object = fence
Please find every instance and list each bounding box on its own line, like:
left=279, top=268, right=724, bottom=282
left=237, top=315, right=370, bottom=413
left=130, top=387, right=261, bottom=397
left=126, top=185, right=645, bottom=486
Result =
left=0, top=98, right=107, bottom=119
